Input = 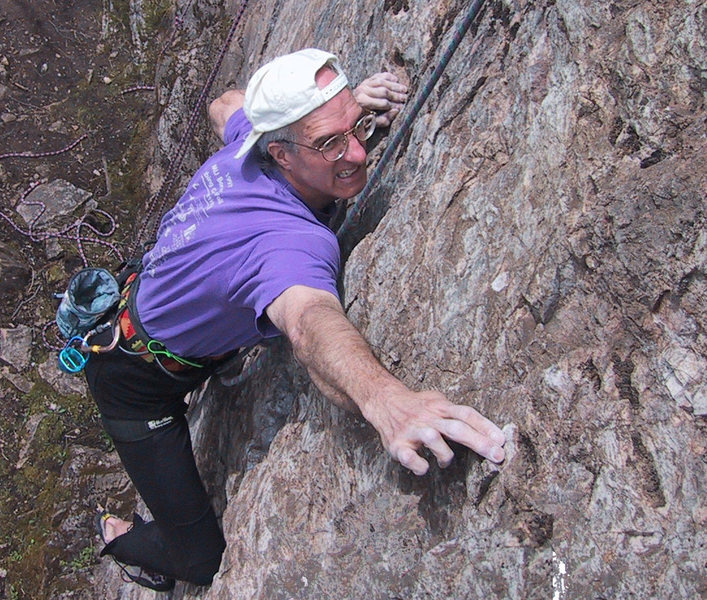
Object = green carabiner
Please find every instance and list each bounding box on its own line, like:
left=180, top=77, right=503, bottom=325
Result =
left=146, top=339, right=203, bottom=368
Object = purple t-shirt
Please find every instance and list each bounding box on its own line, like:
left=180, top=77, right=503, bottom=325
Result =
left=135, top=109, right=340, bottom=357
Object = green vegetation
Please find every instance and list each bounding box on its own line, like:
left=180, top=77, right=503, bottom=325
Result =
left=143, top=0, right=173, bottom=34
left=0, top=0, right=191, bottom=596
left=0, top=374, right=103, bottom=599
left=61, top=544, right=96, bottom=571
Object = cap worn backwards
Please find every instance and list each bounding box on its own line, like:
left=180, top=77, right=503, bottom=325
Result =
left=235, top=48, right=349, bottom=159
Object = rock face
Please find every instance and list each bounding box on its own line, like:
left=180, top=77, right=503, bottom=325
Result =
left=93, top=0, right=705, bottom=598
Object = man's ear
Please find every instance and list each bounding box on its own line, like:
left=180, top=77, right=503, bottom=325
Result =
left=268, top=142, right=293, bottom=171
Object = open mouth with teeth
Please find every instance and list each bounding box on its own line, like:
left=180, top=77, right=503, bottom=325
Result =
left=337, top=167, right=359, bottom=178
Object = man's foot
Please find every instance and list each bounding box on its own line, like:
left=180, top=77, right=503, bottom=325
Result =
left=95, top=508, right=131, bottom=544
left=95, top=508, right=175, bottom=592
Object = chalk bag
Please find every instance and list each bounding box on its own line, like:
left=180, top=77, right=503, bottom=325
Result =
left=55, top=268, right=120, bottom=339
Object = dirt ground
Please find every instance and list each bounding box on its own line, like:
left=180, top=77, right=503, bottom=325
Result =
left=1, top=1, right=170, bottom=597
left=0, top=0, right=163, bottom=318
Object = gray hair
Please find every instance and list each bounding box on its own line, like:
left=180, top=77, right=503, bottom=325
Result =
left=255, top=124, right=298, bottom=166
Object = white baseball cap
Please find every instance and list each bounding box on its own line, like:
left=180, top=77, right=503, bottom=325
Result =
left=235, top=48, right=349, bottom=159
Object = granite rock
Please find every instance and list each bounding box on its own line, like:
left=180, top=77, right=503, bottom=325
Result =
left=94, top=0, right=706, bottom=598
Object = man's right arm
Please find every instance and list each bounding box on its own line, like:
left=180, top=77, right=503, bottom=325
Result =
left=266, top=285, right=506, bottom=476
left=208, top=90, right=245, bottom=144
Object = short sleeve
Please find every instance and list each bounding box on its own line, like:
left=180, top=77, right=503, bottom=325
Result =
left=228, top=231, right=340, bottom=336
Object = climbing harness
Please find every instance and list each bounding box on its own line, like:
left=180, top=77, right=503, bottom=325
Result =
left=54, top=268, right=214, bottom=378
left=146, top=340, right=205, bottom=369
left=114, top=271, right=245, bottom=382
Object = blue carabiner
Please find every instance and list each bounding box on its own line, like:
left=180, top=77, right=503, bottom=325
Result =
left=58, top=336, right=89, bottom=374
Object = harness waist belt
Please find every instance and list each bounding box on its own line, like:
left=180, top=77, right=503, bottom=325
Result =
left=119, top=273, right=214, bottom=373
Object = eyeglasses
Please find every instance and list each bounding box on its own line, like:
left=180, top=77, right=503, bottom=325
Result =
left=287, top=112, right=376, bottom=162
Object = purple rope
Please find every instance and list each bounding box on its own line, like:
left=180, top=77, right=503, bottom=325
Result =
left=135, top=0, right=250, bottom=251
left=42, top=320, right=65, bottom=351
left=1, top=184, right=124, bottom=267
left=157, top=0, right=194, bottom=60
left=0, top=134, right=87, bottom=161
left=121, top=85, right=155, bottom=95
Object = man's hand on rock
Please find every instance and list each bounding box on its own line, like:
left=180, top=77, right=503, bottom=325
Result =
left=362, top=386, right=506, bottom=476
left=354, top=72, right=408, bottom=128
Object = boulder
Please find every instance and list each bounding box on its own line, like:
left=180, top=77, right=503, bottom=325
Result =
left=16, top=179, right=93, bottom=228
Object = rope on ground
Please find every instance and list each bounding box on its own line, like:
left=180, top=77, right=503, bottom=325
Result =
left=0, top=134, right=87, bottom=161
left=134, top=0, right=250, bottom=253
left=336, top=0, right=487, bottom=243
left=0, top=130, right=124, bottom=267
left=121, top=85, right=156, bottom=95
left=0, top=181, right=125, bottom=267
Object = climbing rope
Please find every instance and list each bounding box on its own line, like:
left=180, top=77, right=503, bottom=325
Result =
left=157, top=0, right=195, bottom=61
left=0, top=182, right=125, bottom=267
left=0, top=134, right=87, bottom=161
left=336, top=0, right=487, bottom=243
left=121, top=85, right=155, bottom=95
left=134, top=0, right=250, bottom=252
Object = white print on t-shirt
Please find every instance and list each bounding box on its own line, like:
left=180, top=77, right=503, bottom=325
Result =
left=147, top=163, right=233, bottom=275
left=201, top=163, right=228, bottom=209
left=184, top=224, right=196, bottom=242
left=146, top=162, right=235, bottom=276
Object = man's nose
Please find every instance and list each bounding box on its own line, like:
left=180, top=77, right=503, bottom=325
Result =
left=343, top=135, right=367, bottom=163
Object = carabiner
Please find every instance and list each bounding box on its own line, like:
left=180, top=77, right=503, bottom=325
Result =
left=58, top=337, right=89, bottom=373
left=82, top=320, right=121, bottom=354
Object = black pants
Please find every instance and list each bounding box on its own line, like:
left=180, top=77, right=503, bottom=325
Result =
left=84, top=337, right=226, bottom=585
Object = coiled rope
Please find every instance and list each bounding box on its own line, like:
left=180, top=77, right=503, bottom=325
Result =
left=224, top=0, right=488, bottom=388
left=0, top=139, right=126, bottom=267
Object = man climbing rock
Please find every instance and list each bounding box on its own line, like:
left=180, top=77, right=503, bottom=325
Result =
left=88, top=48, right=506, bottom=590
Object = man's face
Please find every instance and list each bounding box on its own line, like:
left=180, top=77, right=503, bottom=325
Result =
left=277, top=70, right=368, bottom=210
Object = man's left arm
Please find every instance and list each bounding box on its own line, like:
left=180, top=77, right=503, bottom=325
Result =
left=266, top=285, right=506, bottom=476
